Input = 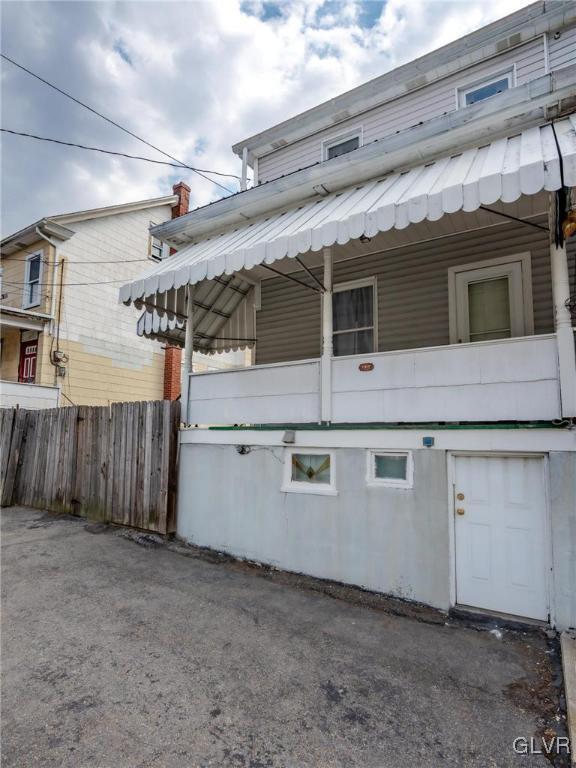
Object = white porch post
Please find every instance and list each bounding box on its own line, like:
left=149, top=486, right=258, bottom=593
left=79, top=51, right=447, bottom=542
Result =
left=181, top=285, right=194, bottom=424
left=321, top=247, right=333, bottom=423
left=550, top=195, right=576, bottom=418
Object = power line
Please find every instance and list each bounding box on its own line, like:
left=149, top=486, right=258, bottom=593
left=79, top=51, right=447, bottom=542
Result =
left=4, top=278, right=136, bottom=287
left=0, top=52, right=237, bottom=194
left=1, top=129, right=242, bottom=178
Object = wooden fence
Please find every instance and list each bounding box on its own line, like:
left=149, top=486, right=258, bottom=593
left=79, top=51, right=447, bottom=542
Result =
left=0, top=400, right=180, bottom=534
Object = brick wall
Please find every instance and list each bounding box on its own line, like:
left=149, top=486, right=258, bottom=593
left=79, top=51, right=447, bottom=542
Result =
left=163, top=345, right=182, bottom=400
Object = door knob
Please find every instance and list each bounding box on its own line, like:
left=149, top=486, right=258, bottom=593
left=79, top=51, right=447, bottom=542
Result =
left=456, top=508, right=465, bottom=516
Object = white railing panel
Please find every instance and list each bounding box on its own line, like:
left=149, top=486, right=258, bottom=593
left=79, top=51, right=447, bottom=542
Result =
left=0, top=381, right=60, bottom=410
left=188, top=360, right=320, bottom=425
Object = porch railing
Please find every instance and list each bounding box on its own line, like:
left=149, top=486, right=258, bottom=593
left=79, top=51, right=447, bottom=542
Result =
left=185, top=334, right=561, bottom=426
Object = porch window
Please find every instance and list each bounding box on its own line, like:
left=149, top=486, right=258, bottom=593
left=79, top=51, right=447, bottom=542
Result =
left=333, top=278, right=376, bottom=356
left=282, top=449, right=337, bottom=495
left=367, top=451, right=413, bottom=488
left=448, top=254, right=533, bottom=344
left=23, top=252, right=42, bottom=309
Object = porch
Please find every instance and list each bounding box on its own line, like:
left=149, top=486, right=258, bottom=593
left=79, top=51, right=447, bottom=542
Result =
left=120, top=119, right=576, bottom=427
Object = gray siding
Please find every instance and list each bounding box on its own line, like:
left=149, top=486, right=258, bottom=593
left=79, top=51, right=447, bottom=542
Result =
left=548, top=24, right=576, bottom=71
left=255, top=219, right=567, bottom=365
left=258, top=39, right=546, bottom=183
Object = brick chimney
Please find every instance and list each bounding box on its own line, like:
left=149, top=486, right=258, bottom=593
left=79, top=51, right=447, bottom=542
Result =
left=172, top=181, right=190, bottom=219
left=163, top=345, right=182, bottom=400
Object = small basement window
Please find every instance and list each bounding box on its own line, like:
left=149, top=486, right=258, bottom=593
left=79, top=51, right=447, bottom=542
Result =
left=458, top=71, right=513, bottom=107
left=367, top=451, right=413, bottom=488
left=282, top=449, right=337, bottom=495
left=322, top=130, right=362, bottom=161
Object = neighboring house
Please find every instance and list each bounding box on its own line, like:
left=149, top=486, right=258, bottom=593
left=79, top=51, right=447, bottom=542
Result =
left=0, top=184, right=197, bottom=408
left=121, top=2, right=576, bottom=629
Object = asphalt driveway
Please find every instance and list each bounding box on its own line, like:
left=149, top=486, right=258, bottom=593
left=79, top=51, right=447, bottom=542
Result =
left=1, top=506, right=564, bottom=767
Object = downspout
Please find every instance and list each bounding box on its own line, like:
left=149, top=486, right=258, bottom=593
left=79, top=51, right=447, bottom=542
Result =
left=35, top=226, right=62, bottom=387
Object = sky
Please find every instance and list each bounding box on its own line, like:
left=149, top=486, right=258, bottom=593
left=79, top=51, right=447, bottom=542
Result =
left=1, top=0, right=531, bottom=237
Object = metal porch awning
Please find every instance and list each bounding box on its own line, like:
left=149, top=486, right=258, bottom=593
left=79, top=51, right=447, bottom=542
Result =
left=122, top=116, right=576, bottom=351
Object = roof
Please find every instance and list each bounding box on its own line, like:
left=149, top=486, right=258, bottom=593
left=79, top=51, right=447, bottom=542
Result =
left=232, top=1, right=576, bottom=162
left=121, top=116, right=575, bottom=309
left=1, top=194, right=178, bottom=255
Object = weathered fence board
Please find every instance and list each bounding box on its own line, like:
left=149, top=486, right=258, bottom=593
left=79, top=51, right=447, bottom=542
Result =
left=0, top=400, right=179, bottom=533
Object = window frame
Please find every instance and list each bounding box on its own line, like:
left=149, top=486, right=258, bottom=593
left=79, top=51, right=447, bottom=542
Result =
left=456, top=68, right=515, bottom=109
left=23, top=251, right=43, bottom=309
left=331, top=276, right=378, bottom=356
left=447, top=253, right=534, bottom=344
left=281, top=447, right=337, bottom=496
left=149, top=222, right=170, bottom=262
left=321, top=127, right=363, bottom=162
left=366, top=450, right=414, bottom=489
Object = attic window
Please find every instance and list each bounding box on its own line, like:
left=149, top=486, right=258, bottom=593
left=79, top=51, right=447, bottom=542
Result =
left=458, top=71, right=513, bottom=108
left=149, top=222, right=169, bottom=261
left=322, top=129, right=362, bottom=161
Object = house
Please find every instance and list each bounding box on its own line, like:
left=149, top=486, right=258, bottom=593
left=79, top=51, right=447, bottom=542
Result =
left=121, top=2, right=576, bottom=629
left=1, top=182, right=211, bottom=408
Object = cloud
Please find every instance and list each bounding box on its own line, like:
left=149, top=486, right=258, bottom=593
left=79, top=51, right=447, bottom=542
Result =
left=1, top=0, right=530, bottom=236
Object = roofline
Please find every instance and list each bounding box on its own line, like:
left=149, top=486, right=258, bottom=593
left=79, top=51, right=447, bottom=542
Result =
left=232, top=0, right=575, bottom=162
left=1, top=194, right=178, bottom=249
left=154, top=67, right=575, bottom=245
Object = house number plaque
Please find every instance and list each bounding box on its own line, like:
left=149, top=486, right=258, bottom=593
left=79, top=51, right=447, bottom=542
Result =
left=358, top=362, right=374, bottom=372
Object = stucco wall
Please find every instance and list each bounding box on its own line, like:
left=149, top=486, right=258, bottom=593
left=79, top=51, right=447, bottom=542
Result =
left=549, top=452, right=576, bottom=630
left=177, top=444, right=451, bottom=611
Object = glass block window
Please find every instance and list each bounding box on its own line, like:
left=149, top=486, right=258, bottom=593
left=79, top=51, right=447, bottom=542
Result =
left=368, top=451, right=413, bottom=488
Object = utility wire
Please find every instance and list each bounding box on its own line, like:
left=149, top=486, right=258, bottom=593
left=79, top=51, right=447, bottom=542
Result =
left=0, top=52, right=237, bottom=194
left=1, top=129, right=242, bottom=179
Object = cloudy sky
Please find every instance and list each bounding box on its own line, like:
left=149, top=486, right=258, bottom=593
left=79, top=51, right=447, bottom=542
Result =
left=1, top=0, right=530, bottom=236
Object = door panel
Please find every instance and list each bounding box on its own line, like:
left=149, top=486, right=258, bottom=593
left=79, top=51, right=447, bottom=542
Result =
left=454, top=456, right=548, bottom=621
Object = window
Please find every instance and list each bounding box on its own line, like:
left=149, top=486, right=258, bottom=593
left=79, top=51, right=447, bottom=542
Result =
left=282, top=449, right=337, bottom=495
left=367, top=451, right=413, bottom=488
left=322, top=129, right=362, bottom=161
left=149, top=223, right=169, bottom=261
left=448, top=253, right=534, bottom=344
left=332, top=278, right=376, bottom=356
left=23, top=252, right=42, bottom=308
left=458, top=71, right=513, bottom=108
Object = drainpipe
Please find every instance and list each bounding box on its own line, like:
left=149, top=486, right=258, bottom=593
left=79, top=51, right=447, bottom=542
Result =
left=181, top=285, right=194, bottom=424
left=320, top=247, right=333, bottom=423
left=549, top=193, right=576, bottom=417
left=35, top=226, right=59, bottom=333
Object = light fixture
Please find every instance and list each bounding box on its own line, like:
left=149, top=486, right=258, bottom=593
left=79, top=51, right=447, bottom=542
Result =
left=359, top=234, right=371, bottom=244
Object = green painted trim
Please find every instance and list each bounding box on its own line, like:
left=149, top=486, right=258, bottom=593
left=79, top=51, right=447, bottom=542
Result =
left=205, top=421, right=568, bottom=432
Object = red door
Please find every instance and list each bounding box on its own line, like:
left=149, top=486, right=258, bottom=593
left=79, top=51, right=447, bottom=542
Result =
left=18, top=340, right=37, bottom=383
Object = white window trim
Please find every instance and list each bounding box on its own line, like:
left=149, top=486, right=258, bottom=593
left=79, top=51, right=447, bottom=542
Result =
left=321, top=126, right=363, bottom=162
left=456, top=67, right=515, bottom=109
left=447, top=252, right=534, bottom=344
left=366, top=450, right=414, bottom=489
left=149, top=223, right=170, bottom=262
left=331, top=276, right=378, bottom=354
left=23, top=251, right=43, bottom=309
left=281, top=447, right=337, bottom=496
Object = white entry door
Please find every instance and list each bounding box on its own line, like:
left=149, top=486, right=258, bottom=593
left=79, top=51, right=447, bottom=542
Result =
left=454, top=455, right=549, bottom=621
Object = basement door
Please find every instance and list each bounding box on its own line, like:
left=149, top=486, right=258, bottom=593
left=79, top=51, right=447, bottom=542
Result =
left=454, top=455, right=548, bottom=621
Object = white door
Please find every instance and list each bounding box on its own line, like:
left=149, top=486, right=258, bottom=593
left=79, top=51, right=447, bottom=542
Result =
left=454, top=455, right=548, bottom=621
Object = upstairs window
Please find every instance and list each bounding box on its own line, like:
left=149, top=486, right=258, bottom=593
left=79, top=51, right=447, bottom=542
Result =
left=23, top=252, right=42, bottom=309
left=458, top=71, right=513, bottom=107
left=149, top=223, right=169, bottom=261
left=332, top=278, right=376, bottom=356
left=322, top=129, right=362, bottom=161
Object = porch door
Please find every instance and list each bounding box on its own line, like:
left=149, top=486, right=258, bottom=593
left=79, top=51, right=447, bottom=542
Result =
left=18, top=339, right=38, bottom=383
left=454, top=455, right=548, bottom=621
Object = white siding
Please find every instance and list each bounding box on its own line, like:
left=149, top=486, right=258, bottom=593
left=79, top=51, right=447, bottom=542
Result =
left=0, top=381, right=60, bottom=410
left=548, top=25, right=576, bottom=71
left=256, top=218, right=559, bottom=365
left=258, top=39, right=545, bottom=183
